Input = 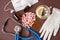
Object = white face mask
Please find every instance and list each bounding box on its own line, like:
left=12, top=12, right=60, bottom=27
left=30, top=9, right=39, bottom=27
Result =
left=11, top=0, right=38, bottom=12
left=4, top=0, right=38, bottom=12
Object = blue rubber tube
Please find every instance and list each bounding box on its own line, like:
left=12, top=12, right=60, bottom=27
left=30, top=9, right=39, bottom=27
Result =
left=21, top=36, right=35, bottom=40
left=14, top=34, right=20, bottom=40
left=26, top=27, right=41, bottom=40
left=14, top=34, right=35, bottom=40
left=14, top=27, right=41, bottom=40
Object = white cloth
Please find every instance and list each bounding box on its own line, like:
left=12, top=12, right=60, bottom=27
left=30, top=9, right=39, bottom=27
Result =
left=11, top=0, right=38, bottom=12
left=39, top=8, right=60, bottom=40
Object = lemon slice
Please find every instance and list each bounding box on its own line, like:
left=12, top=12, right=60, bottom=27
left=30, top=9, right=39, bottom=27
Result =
left=36, top=5, right=45, bottom=18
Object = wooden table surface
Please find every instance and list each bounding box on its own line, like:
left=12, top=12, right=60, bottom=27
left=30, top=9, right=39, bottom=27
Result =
left=0, top=0, right=60, bottom=40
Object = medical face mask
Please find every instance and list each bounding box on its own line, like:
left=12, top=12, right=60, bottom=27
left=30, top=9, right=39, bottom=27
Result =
left=11, top=0, right=38, bottom=12
left=4, top=0, right=38, bottom=12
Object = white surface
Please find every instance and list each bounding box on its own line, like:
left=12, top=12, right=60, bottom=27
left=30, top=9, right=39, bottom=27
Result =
left=11, top=0, right=38, bottom=12
left=39, top=8, right=60, bottom=40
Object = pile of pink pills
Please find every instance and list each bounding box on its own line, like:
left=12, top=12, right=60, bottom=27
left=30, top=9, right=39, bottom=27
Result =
left=22, top=12, right=36, bottom=27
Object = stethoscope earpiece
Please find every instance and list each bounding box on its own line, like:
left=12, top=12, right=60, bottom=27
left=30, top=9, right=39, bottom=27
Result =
left=10, top=9, right=15, bottom=13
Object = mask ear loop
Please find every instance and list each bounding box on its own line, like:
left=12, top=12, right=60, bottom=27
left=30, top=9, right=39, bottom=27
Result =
left=4, top=1, right=20, bottom=20
left=4, top=1, right=15, bottom=13
left=2, top=17, right=22, bottom=36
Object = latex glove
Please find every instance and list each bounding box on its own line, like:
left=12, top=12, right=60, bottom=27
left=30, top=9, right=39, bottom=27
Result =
left=39, top=8, right=60, bottom=40
left=11, top=0, right=38, bottom=12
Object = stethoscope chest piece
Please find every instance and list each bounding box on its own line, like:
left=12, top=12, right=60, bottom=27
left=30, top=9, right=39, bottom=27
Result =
left=14, top=26, right=41, bottom=40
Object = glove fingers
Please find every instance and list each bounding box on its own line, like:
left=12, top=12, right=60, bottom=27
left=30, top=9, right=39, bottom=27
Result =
left=47, top=31, right=53, bottom=40
left=43, top=31, right=49, bottom=40
left=53, top=25, right=59, bottom=36
left=40, top=29, right=45, bottom=38
left=39, top=26, right=44, bottom=33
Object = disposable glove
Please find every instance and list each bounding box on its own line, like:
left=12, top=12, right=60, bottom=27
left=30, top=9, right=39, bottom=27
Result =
left=11, top=0, right=38, bottom=12
left=39, top=8, right=60, bottom=40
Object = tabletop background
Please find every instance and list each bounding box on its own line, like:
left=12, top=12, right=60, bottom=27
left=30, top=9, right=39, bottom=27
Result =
left=0, top=0, right=60, bottom=40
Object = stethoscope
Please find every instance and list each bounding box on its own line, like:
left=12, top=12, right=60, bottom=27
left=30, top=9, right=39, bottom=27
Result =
left=2, top=2, right=41, bottom=39
left=14, top=26, right=41, bottom=40
left=2, top=17, right=41, bottom=40
left=3, top=1, right=51, bottom=40
left=2, top=5, right=52, bottom=40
